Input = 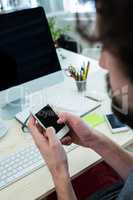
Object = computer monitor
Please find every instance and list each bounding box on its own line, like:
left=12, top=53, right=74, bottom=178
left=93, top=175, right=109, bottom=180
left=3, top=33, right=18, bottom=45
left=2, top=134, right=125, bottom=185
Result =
left=0, top=7, right=64, bottom=119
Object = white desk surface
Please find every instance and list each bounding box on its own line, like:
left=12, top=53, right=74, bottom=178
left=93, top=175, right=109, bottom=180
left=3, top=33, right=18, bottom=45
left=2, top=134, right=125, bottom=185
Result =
left=0, top=49, right=133, bottom=200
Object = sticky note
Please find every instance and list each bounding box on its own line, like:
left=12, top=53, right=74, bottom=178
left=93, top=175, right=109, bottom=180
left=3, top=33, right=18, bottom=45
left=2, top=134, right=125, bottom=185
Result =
left=82, top=113, right=105, bottom=127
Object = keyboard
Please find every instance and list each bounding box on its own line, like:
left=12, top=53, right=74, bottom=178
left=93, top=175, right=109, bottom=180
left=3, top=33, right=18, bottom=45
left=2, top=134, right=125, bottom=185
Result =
left=0, top=143, right=78, bottom=190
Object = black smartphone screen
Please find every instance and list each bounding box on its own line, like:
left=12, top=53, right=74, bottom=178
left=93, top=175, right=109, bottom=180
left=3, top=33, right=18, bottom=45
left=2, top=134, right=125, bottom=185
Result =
left=106, top=114, right=127, bottom=129
left=35, top=105, right=65, bottom=133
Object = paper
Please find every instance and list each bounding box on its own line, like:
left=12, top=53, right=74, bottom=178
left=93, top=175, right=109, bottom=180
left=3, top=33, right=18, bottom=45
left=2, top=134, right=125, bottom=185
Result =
left=47, top=90, right=100, bottom=116
left=82, top=113, right=105, bottom=127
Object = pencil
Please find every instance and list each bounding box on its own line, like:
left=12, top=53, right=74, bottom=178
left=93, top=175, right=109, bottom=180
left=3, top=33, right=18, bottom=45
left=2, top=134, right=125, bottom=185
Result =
left=85, top=61, right=90, bottom=80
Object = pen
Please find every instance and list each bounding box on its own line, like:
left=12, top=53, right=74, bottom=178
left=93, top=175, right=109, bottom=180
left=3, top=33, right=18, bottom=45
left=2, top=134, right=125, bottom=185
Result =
left=85, top=95, right=102, bottom=102
left=81, top=67, right=85, bottom=79
left=80, top=70, right=83, bottom=81
left=76, top=72, right=79, bottom=81
left=82, top=62, right=86, bottom=79
left=80, top=104, right=101, bottom=118
left=67, top=62, right=89, bottom=81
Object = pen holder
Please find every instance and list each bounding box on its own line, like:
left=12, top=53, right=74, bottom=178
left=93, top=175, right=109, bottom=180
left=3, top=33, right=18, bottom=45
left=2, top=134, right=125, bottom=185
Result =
left=75, top=80, right=87, bottom=93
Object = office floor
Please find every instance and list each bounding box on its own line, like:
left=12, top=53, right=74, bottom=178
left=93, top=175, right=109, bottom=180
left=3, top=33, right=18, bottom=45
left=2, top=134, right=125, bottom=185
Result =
left=45, top=161, right=122, bottom=200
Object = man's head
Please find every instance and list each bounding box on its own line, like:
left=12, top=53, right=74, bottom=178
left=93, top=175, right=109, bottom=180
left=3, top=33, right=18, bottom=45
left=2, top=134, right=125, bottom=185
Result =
left=76, top=0, right=133, bottom=128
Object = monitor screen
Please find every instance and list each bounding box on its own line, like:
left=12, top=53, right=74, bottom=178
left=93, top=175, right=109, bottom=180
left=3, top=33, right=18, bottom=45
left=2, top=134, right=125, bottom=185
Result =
left=0, top=7, right=61, bottom=91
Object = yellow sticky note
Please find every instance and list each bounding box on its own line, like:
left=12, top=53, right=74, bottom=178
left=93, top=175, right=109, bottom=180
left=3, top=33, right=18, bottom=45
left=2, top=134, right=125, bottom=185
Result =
left=82, top=113, right=105, bottom=127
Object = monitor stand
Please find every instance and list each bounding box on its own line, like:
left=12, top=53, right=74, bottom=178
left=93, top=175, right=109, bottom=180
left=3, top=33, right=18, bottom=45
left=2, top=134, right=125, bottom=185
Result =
left=0, top=98, right=28, bottom=120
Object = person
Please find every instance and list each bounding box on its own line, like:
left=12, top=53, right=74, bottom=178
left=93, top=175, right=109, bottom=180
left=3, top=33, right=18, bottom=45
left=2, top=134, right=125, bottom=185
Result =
left=28, top=0, right=133, bottom=199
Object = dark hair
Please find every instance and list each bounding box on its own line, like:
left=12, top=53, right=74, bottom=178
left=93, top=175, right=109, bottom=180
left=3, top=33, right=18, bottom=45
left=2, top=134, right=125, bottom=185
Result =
left=76, top=0, right=133, bottom=83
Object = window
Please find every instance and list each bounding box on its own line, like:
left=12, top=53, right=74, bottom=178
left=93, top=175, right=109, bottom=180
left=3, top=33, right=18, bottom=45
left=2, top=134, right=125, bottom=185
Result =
left=38, top=0, right=64, bottom=13
left=0, top=0, right=38, bottom=11
left=63, top=0, right=95, bottom=13
left=37, top=0, right=95, bottom=14
left=0, top=0, right=95, bottom=13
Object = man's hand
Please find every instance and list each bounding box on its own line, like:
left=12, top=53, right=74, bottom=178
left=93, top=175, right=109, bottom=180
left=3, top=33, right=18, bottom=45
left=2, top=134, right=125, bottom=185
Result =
left=58, top=112, right=93, bottom=147
left=28, top=116, right=77, bottom=200
left=28, top=116, right=69, bottom=178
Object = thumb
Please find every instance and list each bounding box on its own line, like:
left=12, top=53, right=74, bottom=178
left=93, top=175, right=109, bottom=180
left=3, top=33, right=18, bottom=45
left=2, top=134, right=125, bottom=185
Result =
left=46, top=127, right=58, bottom=144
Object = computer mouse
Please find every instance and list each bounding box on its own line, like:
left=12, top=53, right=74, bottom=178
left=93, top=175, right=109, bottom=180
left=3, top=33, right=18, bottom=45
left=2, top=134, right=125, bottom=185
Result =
left=0, top=122, right=8, bottom=139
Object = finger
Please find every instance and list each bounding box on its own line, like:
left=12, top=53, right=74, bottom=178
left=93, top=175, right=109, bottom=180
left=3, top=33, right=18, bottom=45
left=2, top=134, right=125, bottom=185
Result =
left=57, top=118, right=65, bottom=124
left=57, top=112, right=77, bottom=124
left=61, top=136, right=72, bottom=145
left=46, top=127, right=59, bottom=145
left=36, top=123, right=45, bottom=135
left=57, top=112, right=69, bottom=124
left=28, top=117, right=47, bottom=146
left=28, top=116, right=36, bottom=130
left=61, top=136, right=72, bottom=143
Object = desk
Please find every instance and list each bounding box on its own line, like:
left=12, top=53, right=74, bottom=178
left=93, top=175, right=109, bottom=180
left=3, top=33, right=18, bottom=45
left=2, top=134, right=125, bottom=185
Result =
left=0, top=49, right=133, bottom=200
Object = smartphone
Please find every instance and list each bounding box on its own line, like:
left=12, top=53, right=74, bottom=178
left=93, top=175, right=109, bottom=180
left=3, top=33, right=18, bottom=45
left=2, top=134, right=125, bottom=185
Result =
left=105, top=113, right=129, bottom=133
left=31, top=104, right=69, bottom=139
